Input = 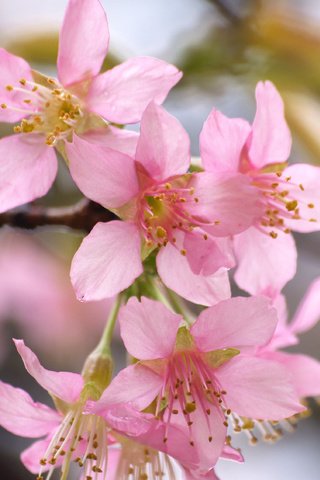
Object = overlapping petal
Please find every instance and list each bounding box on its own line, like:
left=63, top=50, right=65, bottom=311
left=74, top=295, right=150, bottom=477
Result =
left=57, top=0, right=109, bottom=86
left=86, top=58, right=182, bottom=124
left=119, top=297, right=182, bottom=360
left=71, top=221, right=143, bottom=300
left=14, top=339, right=83, bottom=404
left=67, top=135, right=138, bottom=209
left=192, top=296, right=277, bottom=352
left=290, top=276, right=320, bottom=334
left=0, top=134, right=57, bottom=213
left=80, top=126, right=138, bottom=157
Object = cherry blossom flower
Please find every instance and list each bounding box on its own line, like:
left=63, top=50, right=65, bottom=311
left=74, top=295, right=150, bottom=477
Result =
left=0, top=0, right=182, bottom=213
left=68, top=102, right=263, bottom=305
left=200, top=80, right=320, bottom=295
left=0, top=228, right=114, bottom=368
left=0, top=339, right=161, bottom=480
left=257, top=277, right=320, bottom=401
left=89, top=296, right=304, bottom=473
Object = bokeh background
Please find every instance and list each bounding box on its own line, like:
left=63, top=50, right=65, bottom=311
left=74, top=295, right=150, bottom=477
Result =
left=0, top=0, right=320, bottom=478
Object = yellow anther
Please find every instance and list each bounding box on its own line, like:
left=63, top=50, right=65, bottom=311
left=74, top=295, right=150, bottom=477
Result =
left=308, top=203, right=315, bottom=208
left=19, top=78, right=26, bottom=86
left=6, top=85, right=13, bottom=91
left=0, top=103, right=7, bottom=109
left=269, top=231, right=278, bottom=239
left=165, top=182, right=171, bottom=190
left=203, top=234, right=208, bottom=240
left=271, top=183, right=279, bottom=188
left=309, top=218, right=317, bottom=222
left=23, top=99, right=32, bottom=104
left=299, top=183, right=304, bottom=191
left=286, top=200, right=298, bottom=211
left=180, top=249, right=187, bottom=256
left=185, top=402, right=196, bottom=413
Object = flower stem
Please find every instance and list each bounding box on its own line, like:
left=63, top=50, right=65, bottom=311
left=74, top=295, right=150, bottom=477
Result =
left=95, top=294, right=123, bottom=355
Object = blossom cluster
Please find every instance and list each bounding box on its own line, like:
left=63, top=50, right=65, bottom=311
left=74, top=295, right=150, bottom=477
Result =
left=0, top=1, right=320, bottom=479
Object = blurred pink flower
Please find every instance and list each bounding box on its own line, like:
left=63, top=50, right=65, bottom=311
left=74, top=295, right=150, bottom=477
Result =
left=68, top=102, right=262, bottom=305
left=0, top=228, right=113, bottom=368
left=0, top=0, right=182, bottom=212
left=200, top=80, right=320, bottom=296
left=89, top=296, right=304, bottom=473
left=257, top=277, right=320, bottom=399
left=0, top=339, right=166, bottom=479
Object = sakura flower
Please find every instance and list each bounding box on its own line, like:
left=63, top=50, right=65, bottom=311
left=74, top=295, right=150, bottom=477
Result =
left=0, top=0, right=182, bottom=213
left=257, top=277, right=320, bottom=401
left=200, top=80, right=320, bottom=295
left=0, top=339, right=158, bottom=480
left=89, top=296, right=304, bottom=473
left=68, top=102, right=263, bottom=305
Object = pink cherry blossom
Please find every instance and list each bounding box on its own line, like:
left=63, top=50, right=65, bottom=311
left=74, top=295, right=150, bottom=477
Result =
left=200, top=80, right=320, bottom=295
left=0, top=228, right=114, bottom=368
left=0, top=339, right=162, bottom=480
left=256, top=277, right=320, bottom=400
left=0, top=0, right=182, bottom=213
left=89, top=296, right=304, bottom=473
left=68, top=102, right=263, bottom=305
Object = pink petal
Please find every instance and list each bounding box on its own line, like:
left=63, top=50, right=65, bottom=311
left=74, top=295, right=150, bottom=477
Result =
left=248, top=81, right=292, bottom=169
left=0, top=48, right=33, bottom=122
left=119, top=296, right=182, bottom=360
left=57, top=0, right=109, bottom=86
left=80, top=125, right=138, bottom=156
left=290, top=276, right=320, bottom=334
left=282, top=163, right=320, bottom=232
left=189, top=172, right=263, bottom=237
left=157, top=243, right=231, bottom=306
left=263, top=351, right=320, bottom=398
left=86, top=57, right=182, bottom=124
left=221, top=445, right=243, bottom=463
left=0, top=380, right=60, bottom=438
left=200, top=108, right=250, bottom=173
left=135, top=102, right=190, bottom=181
left=21, top=436, right=58, bottom=474
left=0, top=134, right=58, bottom=213
left=88, top=364, right=162, bottom=412
left=185, top=469, right=220, bottom=480
left=14, top=339, right=83, bottom=404
left=184, top=232, right=235, bottom=276
left=67, top=135, right=138, bottom=209
left=71, top=221, right=143, bottom=301
left=233, top=227, right=297, bottom=295
left=101, top=404, right=156, bottom=437
left=192, top=296, right=277, bottom=352
left=216, top=356, right=304, bottom=420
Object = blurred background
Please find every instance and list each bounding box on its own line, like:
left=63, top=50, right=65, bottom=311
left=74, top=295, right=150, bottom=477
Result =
left=0, top=0, right=320, bottom=478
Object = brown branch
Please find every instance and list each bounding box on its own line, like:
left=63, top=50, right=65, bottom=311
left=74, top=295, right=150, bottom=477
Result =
left=0, top=199, right=116, bottom=232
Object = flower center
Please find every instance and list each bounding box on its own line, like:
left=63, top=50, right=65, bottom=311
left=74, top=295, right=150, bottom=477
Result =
left=37, top=404, right=109, bottom=480
left=137, top=176, right=202, bottom=255
left=252, top=167, right=317, bottom=238
left=114, top=441, right=177, bottom=480
left=1, top=76, right=83, bottom=146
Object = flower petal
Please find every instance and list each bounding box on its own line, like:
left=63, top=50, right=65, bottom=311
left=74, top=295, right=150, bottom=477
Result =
left=0, top=134, right=57, bottom=213
left=290, top=276, right=320, bottom=335
left=80, top=125, right=138, bottom=157
left=134, top=102, right=190, bottom=181
left=248, top=81, right=292, bottom=168
left=86, top=57, right=182, bottom=123
left=67, top=135, right=138, bottom=209
left=14, top=339, right=83, bottom=404
left=57, top=0, right=109, bottom=86
left=0, top=48, right=33, bottom=122
left=88, top=364, right=162, bottom=412
left=71, top=221, right=143, bottom=301
left=0, top=380, right=60, bottom=438
left=216, top=356, right=304, bottom=420
left=192, top=296, right=277, bottom=352
left=200, top=108, right=250, bottom=173
left=119, top=296, right=182, bottom=360
left=282, top=163, right=320, bottom=232
left=233, top=227, right=297, bottom=295
left=184, top=232, right=235, bottom=276
left=157, top=243, right=231, bottom=306
left=189, top=172, right=263, bottom=237
left=262, top=351, right=320, bottom=398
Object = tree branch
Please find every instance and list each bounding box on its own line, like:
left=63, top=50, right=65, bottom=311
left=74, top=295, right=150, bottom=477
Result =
left=0, top=199, right=116, bottom=232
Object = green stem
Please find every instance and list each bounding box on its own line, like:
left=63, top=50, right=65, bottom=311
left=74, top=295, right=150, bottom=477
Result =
left=150, top=277, right=194, bottom=325
left=95, top=294, right=122, bottom=355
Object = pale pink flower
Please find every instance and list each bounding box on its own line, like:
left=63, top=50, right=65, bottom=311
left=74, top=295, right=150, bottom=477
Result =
left=89, top=296, right=304, bottom=473
left=200, top=80, right=320, bottom=295
left=0, top=339, right=163, bottom=480
left=257, top=278, right=320, bottom=400
left=68, top=102, right=263, bottom=305
left=0, top=228, right=113, bottom=368
left=0, top=0, right=182, bottom=213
